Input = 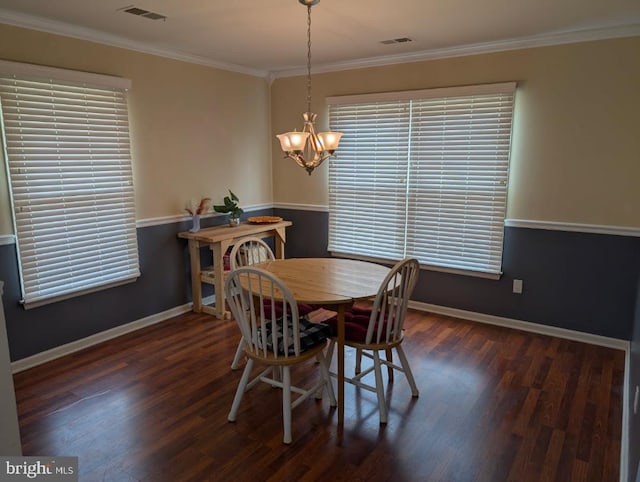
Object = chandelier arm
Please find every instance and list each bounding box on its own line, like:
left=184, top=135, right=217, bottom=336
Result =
left=287, top=153, right=308, bottom=170
left=285, top=150, right=333, bottom=175
left=318, top=153, right=333, bottom=164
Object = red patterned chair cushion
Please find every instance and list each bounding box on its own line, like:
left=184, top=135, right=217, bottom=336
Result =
left=325, top=307, right=373, bottom=343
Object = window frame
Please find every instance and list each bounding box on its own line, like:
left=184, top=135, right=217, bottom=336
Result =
left=327, top=82, right=516, bottom=279
left=0, top=60, right=140, bottom=308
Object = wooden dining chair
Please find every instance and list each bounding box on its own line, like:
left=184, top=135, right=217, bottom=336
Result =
left=225, top=267, right=336, bottom=444
left=229, top=236, right=275, bottom=269
left=229, top=237, right=276, bottom=369
left=326, top=257, right=420, bottom=424
left=229, top=236, right=316, bottom=369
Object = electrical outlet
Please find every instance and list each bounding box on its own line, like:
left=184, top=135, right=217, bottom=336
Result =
left=512, top=279, right=523, bottom=294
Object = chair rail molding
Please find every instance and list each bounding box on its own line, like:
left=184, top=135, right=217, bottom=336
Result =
left=136, top=203, right=274, bottom=228
left=504, top=219, right=640, bottom=237
left=273, top=202, right=329, bottom=212
left=0, top=235, right=15, bottom=245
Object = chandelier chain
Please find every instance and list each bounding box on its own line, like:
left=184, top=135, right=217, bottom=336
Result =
left=306, top=5, right=312, bottom=114
left=276, top=0, right=342, bottom=175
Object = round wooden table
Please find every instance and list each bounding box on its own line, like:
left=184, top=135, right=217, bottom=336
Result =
left=256, top=258, right=390, bottom=425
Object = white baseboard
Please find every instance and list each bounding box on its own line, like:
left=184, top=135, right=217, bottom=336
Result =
left=10, top=302, right=195, bottom=373
left=409, top=301, right=629, bottom=351
left=13, top=297, right=628, bottom=369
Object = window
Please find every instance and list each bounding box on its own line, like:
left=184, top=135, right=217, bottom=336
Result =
left=0, top=60, right=140, bottom=307
left=328, top=82, right=516, bottom=278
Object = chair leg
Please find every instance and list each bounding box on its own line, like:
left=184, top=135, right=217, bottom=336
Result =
left=273, top=366, right=282, bottom=383
left=372, top=350, right=388, bottom=424
left=316, top=351, right=337, bottom=406
left=228, top=358, right=254, bottom=422
left=314, top=354, right=323, bottom=400
left=385, top=348, right=394, bottom=381
left=395, top=345, right=419, bottom=397
left=355, top=348, right=362, bottom=374
left=282, top=366, right=292, bottom=444
left=230, top=336, right=245, bottom=370
left=326, top=339, right=336, bottom=366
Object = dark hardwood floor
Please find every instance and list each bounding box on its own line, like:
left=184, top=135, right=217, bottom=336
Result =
left=13, top=309, right=624, bottom=481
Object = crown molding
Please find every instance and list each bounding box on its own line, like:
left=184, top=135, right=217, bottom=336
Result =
left=0, top=9, right=269, bottom=79
left=409, top=301, right=629, bottom=350
left=272, top=23, right=640, bottom=78
left=1, top=8, right=637, bottom=81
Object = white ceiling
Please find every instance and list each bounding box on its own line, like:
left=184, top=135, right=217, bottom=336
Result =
left=0, top=0, right=639, bottom=77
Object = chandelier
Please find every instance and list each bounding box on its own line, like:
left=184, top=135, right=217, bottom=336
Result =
left=276, top=0, right=343, bottom=175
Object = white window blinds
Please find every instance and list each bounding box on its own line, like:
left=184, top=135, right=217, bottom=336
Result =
left=0, top=64, right=140, bottom=307
left=328, top=82, right=516, bottom=277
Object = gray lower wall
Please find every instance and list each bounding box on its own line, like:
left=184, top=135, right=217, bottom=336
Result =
left=0, top=209, right=272, bottom=361
left=2, top=207, right=639, bottom=361
left=419, top=226, right=640, bottom=339
left=274, top=208, right=640, bottom=340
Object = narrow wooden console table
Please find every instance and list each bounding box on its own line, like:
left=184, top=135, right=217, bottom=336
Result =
left=178, top=220, right=292, bottom=319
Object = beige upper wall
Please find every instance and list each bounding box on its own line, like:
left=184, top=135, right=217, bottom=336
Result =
left=0, top=24, right=272, bottom=235
left=271, top=37, right=640, bottom=228
left=0, top=27, right=637, bottom=234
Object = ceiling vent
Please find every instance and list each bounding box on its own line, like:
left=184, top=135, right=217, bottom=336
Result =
left=380, top=37, right=413, bottom=45
left=119, top=6, right=167, bottom=21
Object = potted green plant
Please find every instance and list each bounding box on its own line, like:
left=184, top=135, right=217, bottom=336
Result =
left=213, top=190, right=243, bottom=227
